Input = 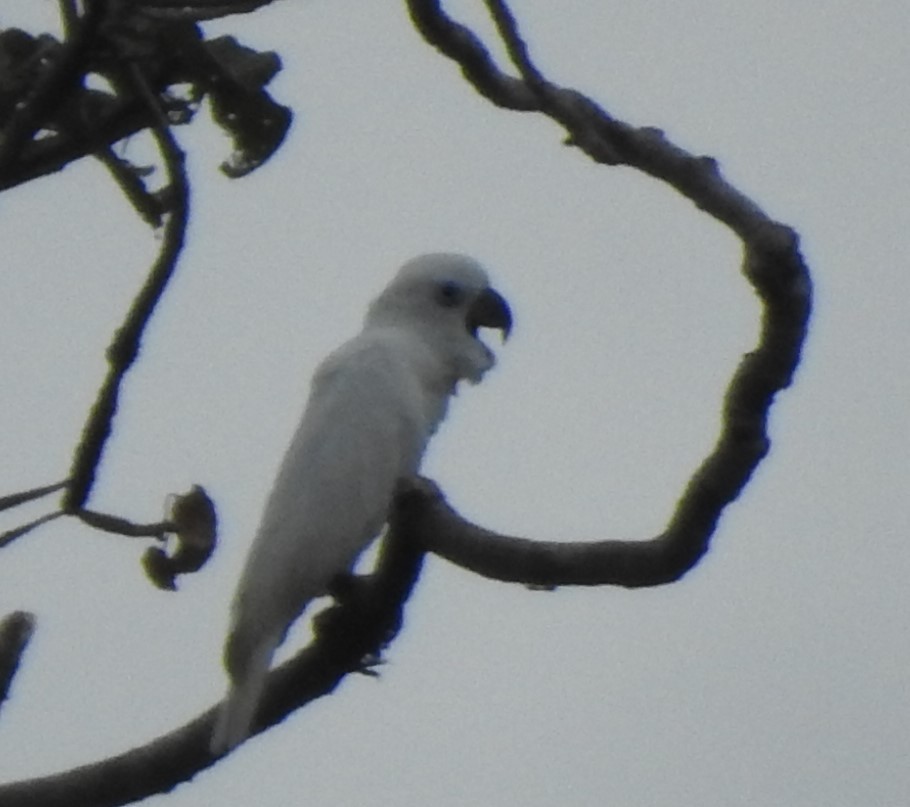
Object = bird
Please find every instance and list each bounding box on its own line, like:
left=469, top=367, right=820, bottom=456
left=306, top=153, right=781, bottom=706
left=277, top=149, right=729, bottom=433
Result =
left=210, top=253, right=512, bottom=754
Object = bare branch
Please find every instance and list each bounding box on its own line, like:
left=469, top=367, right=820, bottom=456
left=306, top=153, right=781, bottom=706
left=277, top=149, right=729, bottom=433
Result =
left=0, top=12, right=288, bottom=194
left=63, top=65, right=190, bottom=513
left=0, top=495, right=426, bottom=807
left=0, top=93, right=188, bottom=193
left=76, top=510, right=172, bottom=539
left=0, top=1, right=106, bottom=183
left=0, top=512, right=65, bottom=550
left=94, top=147, right=166, bottom=228
left=407, top=0, right=538, bottom=110
left=406, top=0, right=811, bottom=585
left=0, top=480, right=66, bottom=514
left=483, top=0, right=546, bottom=86
left=0, top=611, right=36, bottom=711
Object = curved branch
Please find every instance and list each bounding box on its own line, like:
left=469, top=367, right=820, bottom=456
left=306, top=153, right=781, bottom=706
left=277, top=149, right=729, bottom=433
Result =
left=63, top=66, right=191, bottom=513
left=0, top=495, right=425, bottom=807
left=406, top=0, right=811, bottom=584
left=407, top=0, right=537, bottom=110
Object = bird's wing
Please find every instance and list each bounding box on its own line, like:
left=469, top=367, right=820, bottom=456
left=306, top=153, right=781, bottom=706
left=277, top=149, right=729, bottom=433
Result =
left=212, top=327, right=440, bottom=753
left=230, top=328, right=438, bottom=638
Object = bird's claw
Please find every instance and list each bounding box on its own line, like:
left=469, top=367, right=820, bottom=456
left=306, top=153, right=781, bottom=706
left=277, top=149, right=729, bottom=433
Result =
left=355, top=652, right=385, bottom=677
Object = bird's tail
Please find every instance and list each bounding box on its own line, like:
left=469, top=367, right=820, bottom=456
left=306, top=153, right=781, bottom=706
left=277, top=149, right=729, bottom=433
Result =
left=210, top=628, right=280, bottom=755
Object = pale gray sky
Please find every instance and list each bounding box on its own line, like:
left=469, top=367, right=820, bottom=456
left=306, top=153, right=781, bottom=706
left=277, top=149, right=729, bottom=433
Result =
left=1, top=2, right=907, bottom=806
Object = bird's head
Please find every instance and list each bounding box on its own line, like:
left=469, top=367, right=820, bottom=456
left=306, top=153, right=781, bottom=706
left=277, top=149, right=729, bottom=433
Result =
left=366, top=253, right=512, bottom=384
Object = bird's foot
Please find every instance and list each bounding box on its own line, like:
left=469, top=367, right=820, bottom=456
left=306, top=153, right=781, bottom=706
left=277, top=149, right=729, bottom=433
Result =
left=354, top=651, right=385, bottom=678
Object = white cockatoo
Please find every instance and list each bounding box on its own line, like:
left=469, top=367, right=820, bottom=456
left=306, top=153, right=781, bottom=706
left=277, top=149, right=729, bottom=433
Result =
left=210, top=253, right=512, bottom=754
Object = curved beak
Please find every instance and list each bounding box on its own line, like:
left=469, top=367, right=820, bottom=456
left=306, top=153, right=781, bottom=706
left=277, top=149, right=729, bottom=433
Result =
left=466, top=287, right=513, bottom=342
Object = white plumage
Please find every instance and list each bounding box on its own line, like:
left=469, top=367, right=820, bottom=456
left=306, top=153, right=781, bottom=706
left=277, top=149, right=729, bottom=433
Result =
left=211, top=253, right=512, bottom=754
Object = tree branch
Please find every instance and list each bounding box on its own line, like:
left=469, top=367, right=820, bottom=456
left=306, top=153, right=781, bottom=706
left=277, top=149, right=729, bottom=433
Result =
left=0, top=481, right=67, bottom=514
left=0, top=482, right=67, bottom=548
left=0, top=611, right=36, bottom=712
left=0, top=1, right=107, bottom=183
left=405, top=0, right=811, bottom=585
left=0, top=491, right=426, bottom=807
left=0, top=93, right=187, bottom=193
left=0, top=512, right=65, bottom=550
left=63, top=65, right=190, bottom=513
left=407, top=0, right=537, bottom=110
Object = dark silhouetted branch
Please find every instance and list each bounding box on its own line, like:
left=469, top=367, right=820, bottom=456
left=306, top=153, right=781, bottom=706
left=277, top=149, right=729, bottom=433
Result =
left=0, top=480, right=66, bottom=514
left=76, top=510, right=173, bottom=539
left=404, top=0, right=811, bottom=586
left=63, top=66, right=190, bottom=513
left=0, top=512, right=65, bottom=549
left=0, top=14, right=288, bottom=193
left=0, top=93, right=185, bottom=193
left=0, top=1, right=107, bottom=183
left=0, top=611, right=36, bottom=712
left=407, top=0, right=537, bottom=110
left=0, top=492, right=425, bottom=807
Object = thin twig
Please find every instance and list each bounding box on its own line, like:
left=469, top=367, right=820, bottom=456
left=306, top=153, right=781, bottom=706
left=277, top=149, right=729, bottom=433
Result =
left=0, top=481, right=67, bottom=514
left=77, top=509, right=173, bottom=538
left=0, top=511, right=65, bottom=549
left=63, top=64, right=190, bottom=512
left=483, top=0, right=545, bottom=86
left=406, top=0, right=537, bottom=110
left=94, top=147, right=165, bottom=228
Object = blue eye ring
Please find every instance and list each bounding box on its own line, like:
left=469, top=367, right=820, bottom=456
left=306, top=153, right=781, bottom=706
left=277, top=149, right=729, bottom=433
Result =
left=437, top=280, right=463, bottom=307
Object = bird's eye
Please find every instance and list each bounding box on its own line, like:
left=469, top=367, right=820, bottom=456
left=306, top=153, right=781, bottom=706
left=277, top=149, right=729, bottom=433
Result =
left=436, top=280, right=463, bottom=307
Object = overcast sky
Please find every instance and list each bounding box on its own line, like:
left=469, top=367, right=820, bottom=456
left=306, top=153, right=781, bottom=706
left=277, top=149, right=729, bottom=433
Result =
left=1, top=2, right=907, bottom=806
